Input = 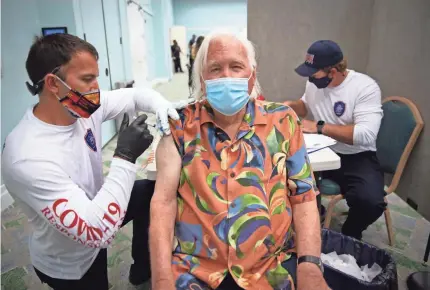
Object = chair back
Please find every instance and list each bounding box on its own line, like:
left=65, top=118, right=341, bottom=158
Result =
left=376, top=96, right=424, bottom=193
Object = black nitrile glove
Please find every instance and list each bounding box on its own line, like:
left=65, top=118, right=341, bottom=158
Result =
left=114, top=114, right=154, bottom=163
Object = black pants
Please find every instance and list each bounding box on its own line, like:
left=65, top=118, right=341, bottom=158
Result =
left=174, top=57, right=183, bottom=72
left=323, top=151, right=387, bottom=239
left=34, top=179, right=155, bottom=290
left=217, top=274, right=241, bottom=290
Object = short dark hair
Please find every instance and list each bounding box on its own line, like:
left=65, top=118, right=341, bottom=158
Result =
left=25, top=33, right=98, bottom=93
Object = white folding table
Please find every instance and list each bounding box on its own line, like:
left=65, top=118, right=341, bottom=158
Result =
left=308, top=147, right=341, bottom=172
left=307, top=147, right=341, bottom=215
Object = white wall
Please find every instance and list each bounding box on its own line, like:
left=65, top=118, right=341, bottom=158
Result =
left=248, top=0, right=374, bottom=101
left=152, top=0, right=174, bottom=80
left=1, top=0, right=41, bottom=209
left=118, top=0, right=134, bottom=81
left=127, top=2, right=150, bottom=87
left=173, top=0, right=247, bottom=48
left=1, top=0, right=41, bottom=148
left=103, top=0, right=128, bottom=86
left=37, top=0, right=77, bottom=34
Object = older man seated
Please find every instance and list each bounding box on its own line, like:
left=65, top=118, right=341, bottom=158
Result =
left=149, top=31, right=329, bottom=290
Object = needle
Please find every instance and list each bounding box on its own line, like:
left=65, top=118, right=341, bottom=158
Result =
left=131, top=116, right=156, bottom=128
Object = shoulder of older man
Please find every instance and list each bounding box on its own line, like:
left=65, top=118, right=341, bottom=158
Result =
left=169, top=101, right=201, bottom=128
left=254, top=99, right=296, bottom=113
left=254, top=99, right=300, bottom=126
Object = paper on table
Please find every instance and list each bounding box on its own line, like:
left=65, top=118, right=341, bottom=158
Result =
left=304, top=134, right=337, bottom=154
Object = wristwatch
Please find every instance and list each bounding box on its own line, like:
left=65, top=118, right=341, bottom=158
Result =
left=317, top=120, right=325, bottom=135
left=298, top=255, right=324, bottom=273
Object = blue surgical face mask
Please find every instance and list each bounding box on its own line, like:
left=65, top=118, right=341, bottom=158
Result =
left=204, top=73, right=252, bottom=116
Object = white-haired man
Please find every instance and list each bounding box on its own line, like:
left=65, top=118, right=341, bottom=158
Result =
left=149, top=32, right=329, bottom=290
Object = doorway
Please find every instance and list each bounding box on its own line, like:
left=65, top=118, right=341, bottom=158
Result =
left=143, top=10, right=155, bottom=82
left=102, top=0, right=127, bottom=87
left=126, top=2, right=149, bottom=88
left=77, top=0, right=127, bottom=146
left=170, top=26, right=187, bottom=74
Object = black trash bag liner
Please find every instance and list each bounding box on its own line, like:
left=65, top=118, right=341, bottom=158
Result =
left=321, top=229, right=398, bottom=290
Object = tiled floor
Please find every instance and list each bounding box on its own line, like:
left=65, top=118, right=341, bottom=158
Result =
left=2, top=73, right=429, bottom=289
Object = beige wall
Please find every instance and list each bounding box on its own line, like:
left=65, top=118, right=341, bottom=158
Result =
left=248, top=0, right=374, bottom=101
left=367, top=0, right=430, bottom=218
left=248, top=0, right=430, bottom=219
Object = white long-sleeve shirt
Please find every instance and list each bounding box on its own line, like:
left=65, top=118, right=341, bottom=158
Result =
left=1, top=87, right=164, bottom=279
left=301, top=70, right=383, bottom=154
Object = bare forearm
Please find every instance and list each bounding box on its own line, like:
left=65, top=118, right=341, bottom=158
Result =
left=285, top=100, right=308, bottom=118
left=150, top=135, right=182, bottom=290
left=292, top=199, right=321, bottom=258
left=293, top=199, right=329, bottom=289
left=322, top=123, right=354, bottom=145
left=149, top=199, right=177, bottom=285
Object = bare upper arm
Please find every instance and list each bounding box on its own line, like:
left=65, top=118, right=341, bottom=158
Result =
left=295, top=99, right=308, bottom=118
left=153, top=135, right=182, bottom=203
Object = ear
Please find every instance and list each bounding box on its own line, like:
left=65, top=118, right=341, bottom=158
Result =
left=44, top=74, right=63, bottom=96
left=200, top=75, right=206, bottom=96
left=329, top=67, right=337, bottom=78
left=248, top=67, right=257, bottom=95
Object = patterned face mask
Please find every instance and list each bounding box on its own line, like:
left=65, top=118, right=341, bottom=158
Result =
left=55, top=76, right=101, bottom=119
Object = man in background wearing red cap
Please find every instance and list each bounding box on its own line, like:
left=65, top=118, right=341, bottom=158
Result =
left=286, top=40, right=386, bottom=240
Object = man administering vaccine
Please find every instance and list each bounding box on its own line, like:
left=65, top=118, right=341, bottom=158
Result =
left=286, top=40, right=387, bottom=240
left=2, top=34, right=180, bottom=289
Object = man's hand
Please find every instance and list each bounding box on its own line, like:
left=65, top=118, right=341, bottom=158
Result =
left=297, top=263, right=330, bottom=290
left=301, top=119, right=317, bottom=134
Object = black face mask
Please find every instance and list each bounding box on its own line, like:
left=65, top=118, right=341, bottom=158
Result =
left=309, top=75, right=333, bottom=89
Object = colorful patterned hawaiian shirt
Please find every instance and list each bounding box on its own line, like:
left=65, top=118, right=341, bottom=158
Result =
left=169, top=100, right=317, bottom=290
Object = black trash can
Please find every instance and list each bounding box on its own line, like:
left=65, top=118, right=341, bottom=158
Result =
left=322, top=229, right=398, bottom=290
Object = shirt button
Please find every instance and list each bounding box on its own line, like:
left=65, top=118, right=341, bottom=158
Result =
left=230, top=172, right=235, bottom=178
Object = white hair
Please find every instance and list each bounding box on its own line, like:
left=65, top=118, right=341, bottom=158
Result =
left=191, top=30, right=262, bottom=100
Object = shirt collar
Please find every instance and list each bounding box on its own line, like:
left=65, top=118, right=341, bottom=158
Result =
left=200, top=99, right=267, bottom=126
